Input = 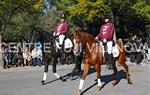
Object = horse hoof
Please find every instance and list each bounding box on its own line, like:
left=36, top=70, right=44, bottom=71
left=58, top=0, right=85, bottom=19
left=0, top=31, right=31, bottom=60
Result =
left=70, top=76, right=78, bottom=80
left=76, top=90, right=81, bottom=95
left=60, top=76, right=66, bottom=82
left=70, top=77, right=74, bottom=80
left=128, top=78, right=133, bottom=84
left=112, top=80, right=118, bottom=86
left=97, top=86, right=101, bottom=91
left=41, top=80, right=45, bottom=84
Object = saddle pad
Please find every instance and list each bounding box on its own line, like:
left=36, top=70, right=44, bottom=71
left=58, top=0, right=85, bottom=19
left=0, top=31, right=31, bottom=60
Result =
left=112, top=44, right=120, bottom=57
left=64, top=38, right=73, bottom=49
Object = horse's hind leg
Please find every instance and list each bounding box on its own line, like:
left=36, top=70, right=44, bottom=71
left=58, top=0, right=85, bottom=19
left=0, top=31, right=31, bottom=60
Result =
left=70, top=56, right=78, bottom=79
left=120, top=62, right=132, bottom=84
left=52, top=57, right=60, bottom=78
left=112, top=57, right=118, bottom=86
left=52, top=57, right=65, bottom=81
left=70, top=56, right=81, bottom=80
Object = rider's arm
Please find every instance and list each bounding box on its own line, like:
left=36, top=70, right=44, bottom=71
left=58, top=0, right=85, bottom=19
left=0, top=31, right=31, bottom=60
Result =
left=56, top=32, right=60, bottom=35
left=60, top=22, right=68, bottom=35
left=108, top=23, right=115, bottom=40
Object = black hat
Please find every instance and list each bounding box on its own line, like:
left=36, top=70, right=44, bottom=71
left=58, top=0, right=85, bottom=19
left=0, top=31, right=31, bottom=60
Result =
left=104, top=14, right=111, bottom=19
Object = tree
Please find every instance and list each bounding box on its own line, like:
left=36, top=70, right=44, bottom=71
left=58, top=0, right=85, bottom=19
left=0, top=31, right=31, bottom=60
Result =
left=55, top=0, right=111, bottom=35
left=0, top=18, right=4, bottom=67
left=41, top=0, right=150, bottom=38
left=0, top=0, right=44, bottom=67
left=37, top=9, right=63, bottom=32
left=132, top=0, right=150, bottom=36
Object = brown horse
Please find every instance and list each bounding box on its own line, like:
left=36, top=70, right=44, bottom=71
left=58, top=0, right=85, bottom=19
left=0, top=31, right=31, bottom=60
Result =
left=72, top=31, right=132, bottom=95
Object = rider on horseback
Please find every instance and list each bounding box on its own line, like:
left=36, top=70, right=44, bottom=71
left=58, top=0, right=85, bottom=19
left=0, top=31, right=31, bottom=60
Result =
left=96, top=14, right=116, bottom=70
left=53, top=15, right=69, bottom=62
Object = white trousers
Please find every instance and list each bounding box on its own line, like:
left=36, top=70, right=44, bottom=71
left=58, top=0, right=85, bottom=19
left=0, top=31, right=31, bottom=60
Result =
left=106, top=41, right=113, bottom=54
left=59, top=35, right=65, bottom=45
left=53, top=33, right=65, bottom=49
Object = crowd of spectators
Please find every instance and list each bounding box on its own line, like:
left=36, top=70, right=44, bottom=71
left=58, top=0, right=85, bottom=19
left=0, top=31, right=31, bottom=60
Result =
left=129, top=35, right=150, bottom=65
left=1, top=35, right=150, bottom=69
left=2, top=42, right=43, bottom=69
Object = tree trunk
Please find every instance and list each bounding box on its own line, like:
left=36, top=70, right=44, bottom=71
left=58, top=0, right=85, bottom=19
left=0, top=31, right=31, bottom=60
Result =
left=0, top=18, right=4, bottom=68
left=0, top=34, right=4, bottom=68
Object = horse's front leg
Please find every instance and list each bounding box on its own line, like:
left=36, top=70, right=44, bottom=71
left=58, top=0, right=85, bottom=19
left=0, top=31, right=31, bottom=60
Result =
left=41, top=62, right=49, bottom=84
left=95, top=64, right=102, bottom=91
left=76, top=63, right=90, bottom=95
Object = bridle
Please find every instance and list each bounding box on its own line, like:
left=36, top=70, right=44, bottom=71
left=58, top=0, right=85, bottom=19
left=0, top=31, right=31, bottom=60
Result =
left=73, top=35, right=83, bottom=56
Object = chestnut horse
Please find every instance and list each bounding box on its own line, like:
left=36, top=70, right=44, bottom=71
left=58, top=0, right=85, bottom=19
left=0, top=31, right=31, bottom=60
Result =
left=72, top=31, right=132, bottom=95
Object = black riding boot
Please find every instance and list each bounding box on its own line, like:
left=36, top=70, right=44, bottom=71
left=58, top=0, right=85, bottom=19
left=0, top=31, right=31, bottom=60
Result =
left=105, top=52, right=113, bottom=70
left=107, top=54, right=113, bottom=70
left=60, top=46, right=65, bottom=64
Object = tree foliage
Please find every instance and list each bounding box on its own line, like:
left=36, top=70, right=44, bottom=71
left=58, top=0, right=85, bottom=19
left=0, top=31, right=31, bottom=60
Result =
left=132, top=0, right=150, bottom=20
left=1, top=0, right=150, bottom=41
left=0, top=0, right=45, bottom=41
left=37, top=9, right=63, bottom=33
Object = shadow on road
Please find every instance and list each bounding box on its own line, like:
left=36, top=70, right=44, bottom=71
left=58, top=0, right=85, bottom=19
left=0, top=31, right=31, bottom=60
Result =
left=81, top=70, right=125, bottom=95
left=41, top=73, right=72, bottom=85
left=41, top=67, right=126, bottom=95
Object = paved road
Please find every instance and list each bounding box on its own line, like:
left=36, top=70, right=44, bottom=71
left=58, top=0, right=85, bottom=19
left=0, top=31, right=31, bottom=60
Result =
left=0, top=62, right=150, bottom=95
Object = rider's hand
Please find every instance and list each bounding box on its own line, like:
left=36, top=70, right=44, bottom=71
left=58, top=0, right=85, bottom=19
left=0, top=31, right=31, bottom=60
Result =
left=53, top=32, right=56, bottom=36
left=112, top=40, right=116, bottom=46
left=103, top=39, right=107, bottom=43
left=95, top=37, right=98, bottom=40
left=56, top=32, right=60, bottom=35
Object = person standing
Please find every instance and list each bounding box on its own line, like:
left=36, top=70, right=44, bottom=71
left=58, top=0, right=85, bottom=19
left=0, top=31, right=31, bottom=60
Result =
left=135, top=36, right=143, bottom=65
left=130, top=35, right=137, bottom=63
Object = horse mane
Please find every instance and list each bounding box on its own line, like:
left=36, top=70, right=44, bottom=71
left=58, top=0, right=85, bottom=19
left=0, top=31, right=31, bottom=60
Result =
left=78, top=32, right=97, bottom=43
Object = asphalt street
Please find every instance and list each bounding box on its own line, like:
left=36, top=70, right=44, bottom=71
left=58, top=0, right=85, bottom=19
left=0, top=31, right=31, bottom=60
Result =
left=0, top=61, right=150, bottom=95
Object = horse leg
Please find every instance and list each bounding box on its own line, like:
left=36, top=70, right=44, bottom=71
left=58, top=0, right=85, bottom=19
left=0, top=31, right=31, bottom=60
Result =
left=95, top=64, right=102, bottom=91
left=78, top=56, right=82, bottom=75
left=70, top=63, right=78, bottom=80
left=120, top=61, right=132, bottom=84
left=112, top=57, right=118, bottom=86
left=70, top=55, right=80, bottom=80
left=52, top=57, right=65, bottom=81
left=41, top=62, right=49, bottom=84
left=52, top=57, right=59, bottom=78
left=77, top=63, right=90, bottom=95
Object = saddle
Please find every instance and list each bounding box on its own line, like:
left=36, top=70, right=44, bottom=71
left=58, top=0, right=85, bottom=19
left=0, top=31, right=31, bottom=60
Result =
left=64, top=38, right=73, bottom=49
left=99, top=41, right=120, bottom=57
left=55, top=36, right=73, bottom=52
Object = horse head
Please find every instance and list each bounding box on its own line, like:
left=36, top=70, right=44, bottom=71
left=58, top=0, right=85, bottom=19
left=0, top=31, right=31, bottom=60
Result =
left=72, top=31, right=83, bottom=55
left=72, top=31, right=102, bottom=57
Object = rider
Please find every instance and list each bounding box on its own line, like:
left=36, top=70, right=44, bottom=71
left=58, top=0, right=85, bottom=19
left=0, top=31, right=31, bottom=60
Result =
left=95, top=14, right=116, bottom=70
left=53, top=15, right=68, bottom=47
left=53, top=15, right=69, bottom=62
